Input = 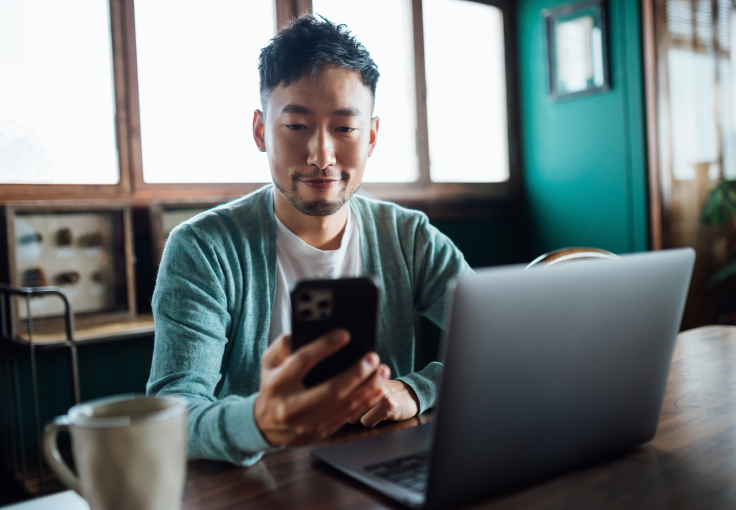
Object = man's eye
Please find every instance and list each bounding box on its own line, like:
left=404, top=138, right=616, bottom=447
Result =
left=286, top=124, right=306, bottom=130
left=337, top=127, right=355, bottom=133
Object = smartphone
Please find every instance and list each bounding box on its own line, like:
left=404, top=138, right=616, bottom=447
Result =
left=290, top=277, right=379, bottom=388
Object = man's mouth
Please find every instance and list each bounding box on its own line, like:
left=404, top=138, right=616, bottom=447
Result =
left=299, top=178, right=340, bottom=190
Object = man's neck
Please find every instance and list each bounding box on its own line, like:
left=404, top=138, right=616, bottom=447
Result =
left=273, top=191, right=349, bottom=251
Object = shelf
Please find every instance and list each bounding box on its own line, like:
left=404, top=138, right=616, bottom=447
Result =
left=15, top=316, right=155, bottom=346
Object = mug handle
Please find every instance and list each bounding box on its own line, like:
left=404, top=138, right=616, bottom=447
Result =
left=43, top=416, right=82, bottom=495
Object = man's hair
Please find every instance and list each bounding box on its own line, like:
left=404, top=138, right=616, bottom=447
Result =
left=258, top=14, right=379, bottom=109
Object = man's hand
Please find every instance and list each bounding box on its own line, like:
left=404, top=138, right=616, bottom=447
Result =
left=254, top=329, right=391, bottom=447
left=349, top=379, right=420, bottom=428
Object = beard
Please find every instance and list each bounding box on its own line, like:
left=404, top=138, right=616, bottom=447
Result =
left=273, top=170, right=356, bottom=217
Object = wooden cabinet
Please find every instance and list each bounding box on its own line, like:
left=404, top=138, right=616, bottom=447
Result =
left=0, top=201, right=136, bottom=338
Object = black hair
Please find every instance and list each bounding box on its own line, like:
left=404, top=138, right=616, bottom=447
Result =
left=258, top=14, right=379, bottom=108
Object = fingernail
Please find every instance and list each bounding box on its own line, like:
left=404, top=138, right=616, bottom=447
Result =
left=363, top=353, right=378, bottom=370
left=331, top=331, right=346, bottom=344
left=380, top=366, right=390, bottom=379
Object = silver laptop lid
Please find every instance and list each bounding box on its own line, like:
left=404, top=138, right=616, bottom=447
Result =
left=425, top=248, right=694, bottom=509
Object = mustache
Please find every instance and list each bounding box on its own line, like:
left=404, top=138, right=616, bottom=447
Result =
left=292, top=169, right=349, bottom=181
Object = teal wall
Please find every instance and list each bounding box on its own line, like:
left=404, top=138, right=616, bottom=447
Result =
left=2, top=339, right=155, bottom=456
left=517, top=0, right=649, bottom=254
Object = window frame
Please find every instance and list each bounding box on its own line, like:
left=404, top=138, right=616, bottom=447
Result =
left=0, top=0, right=132, bottom=200
left=372, top=0, right=521, bottom=206
left=0, top=0, right=521, bottom=211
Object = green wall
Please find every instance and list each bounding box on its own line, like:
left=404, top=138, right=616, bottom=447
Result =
left=2, top=339, right=155, bottom=456
left=517, top=0, right=649, bottom=254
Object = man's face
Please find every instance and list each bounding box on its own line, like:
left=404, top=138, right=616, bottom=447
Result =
left=253, top=66, right=378, bottom=216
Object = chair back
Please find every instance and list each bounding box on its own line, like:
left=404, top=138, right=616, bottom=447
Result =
left=526, top=247, right=620, bottom=269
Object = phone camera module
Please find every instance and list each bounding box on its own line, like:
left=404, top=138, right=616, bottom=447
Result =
left=295, top=288, right=333, bottom=321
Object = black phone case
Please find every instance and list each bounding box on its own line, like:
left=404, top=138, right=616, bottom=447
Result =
left=290, top=277, right=379, bottom=388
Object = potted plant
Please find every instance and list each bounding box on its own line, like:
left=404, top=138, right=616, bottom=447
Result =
left=700, top=180, right=736, bottom=286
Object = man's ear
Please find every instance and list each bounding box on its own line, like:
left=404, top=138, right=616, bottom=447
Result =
left=368, top=116, right=379, bottom=157
left=253, top=109, right=266, bottom=152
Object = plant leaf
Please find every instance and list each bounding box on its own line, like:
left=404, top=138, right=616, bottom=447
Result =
left=707, top=258, right=736, bottom=287
left=701, top=180, right=736, bottom=226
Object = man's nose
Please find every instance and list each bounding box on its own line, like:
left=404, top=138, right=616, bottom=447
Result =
left=306, top=129, right=337, bottom=170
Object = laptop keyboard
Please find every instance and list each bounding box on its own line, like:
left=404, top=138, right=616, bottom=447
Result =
left=364, top=451, right=430, bottom=493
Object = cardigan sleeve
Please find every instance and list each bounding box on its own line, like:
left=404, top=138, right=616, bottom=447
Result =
left=146, top=224, right=279, bottom=465
left=396, top=213, right=473, bottom=414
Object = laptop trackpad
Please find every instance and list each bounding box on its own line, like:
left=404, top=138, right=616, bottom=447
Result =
left=311, top=423, right=435, bottom=507
left=313, top=422, right=434, bottom=471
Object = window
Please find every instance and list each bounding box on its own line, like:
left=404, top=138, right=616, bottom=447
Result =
left=134, top=0, right=275, bottom=184
left=0, top=0, right=119, bottom=185
left=423, top=0, right=509, bottom=183
left=311, top=0, right=419, bottom=183
left=663, top=0, right=734, bottom=180
left=0, top=0, right=517, bottom=204
left=313, top=0, right=512, bottom=186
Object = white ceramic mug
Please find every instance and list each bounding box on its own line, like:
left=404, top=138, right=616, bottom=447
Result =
left=43, top=394, right=188, bottom=510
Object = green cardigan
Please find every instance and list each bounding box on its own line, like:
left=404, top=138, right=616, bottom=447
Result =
left=147, top=185, right=472, bottom=465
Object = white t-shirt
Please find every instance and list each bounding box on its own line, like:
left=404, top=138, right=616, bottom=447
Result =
left=268, top=205, right=363, bottom=344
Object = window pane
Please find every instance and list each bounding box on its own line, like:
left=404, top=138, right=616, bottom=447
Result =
left=135, top=1, right=274, bottom=183
left=312, top=0, right=419, bottom=183
left=0, top=0, right=119, bottom=184
left=667, top=48, right=718, bottom=180
left=424, top=0, right=509, bottom=182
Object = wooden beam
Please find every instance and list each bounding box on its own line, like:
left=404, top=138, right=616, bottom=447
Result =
left=642, top=0, right=663, bottom=250
left=277, top=0, right=312, bottom=31
left=412, top=0, right=431, bottom=187
left=110, top=0, right=132, bottom=195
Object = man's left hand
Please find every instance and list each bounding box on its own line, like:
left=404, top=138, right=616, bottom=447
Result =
left=349, top=380, right=420, bottom=427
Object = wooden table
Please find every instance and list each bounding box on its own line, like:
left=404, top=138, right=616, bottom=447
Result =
left=183, top=326, right=736, bottom=510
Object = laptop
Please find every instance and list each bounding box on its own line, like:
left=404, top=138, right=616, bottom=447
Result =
left=311, top=248, right=695, bottom=509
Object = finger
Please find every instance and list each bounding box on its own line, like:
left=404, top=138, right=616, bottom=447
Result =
left=346, top=366, right=391, bottom=424
left=286, top=390, right=379, bottom=448
left=262, top=334, right=292, bottom=369
left=300, top=361, right=389, bottom=416
left=311, top=352, right=381, bottom=402
left=348, top=406, right=369, bottom=425
left=318, top=383, right=387, bottom=438
left=357, top=368, right=393, bottom=428
left=289, top=393, right=381, bottom=448
left=360, top=397, right=392, bottom=428
left=278, top=353, right=384, bottom=432
left=319, top=365, right=389, bottom=425
left=295, top=363, right=386, bottom=435
left=280, top=329, right=350, bottom=382
left=348, top=403, right=372, bottom=425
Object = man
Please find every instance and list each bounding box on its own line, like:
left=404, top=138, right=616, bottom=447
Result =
left=147, top=15, right=472, bottom=465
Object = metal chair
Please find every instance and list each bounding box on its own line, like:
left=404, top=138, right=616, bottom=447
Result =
left=526, top=247, right=620, bottom=269
left=0, top=283, right=80, bottom=496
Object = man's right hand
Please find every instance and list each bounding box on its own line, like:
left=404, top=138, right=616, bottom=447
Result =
left=254, top=329, right=390, bottom=447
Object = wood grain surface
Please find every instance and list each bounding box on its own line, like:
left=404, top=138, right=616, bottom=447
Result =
left=15, top=316, right=154, bottom=346
left=183, top=326, right=736, bottom=510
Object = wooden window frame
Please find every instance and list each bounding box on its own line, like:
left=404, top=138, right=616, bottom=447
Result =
left=1, top=0, right=521, bottom=213
left=641, top=0, right=733, bottom=251
left=391, top=0, right=522, bottom=209
left=0, top=0, right=132, bottom=201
